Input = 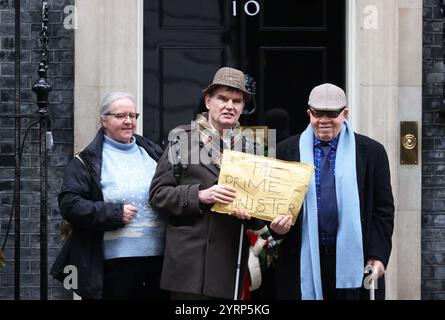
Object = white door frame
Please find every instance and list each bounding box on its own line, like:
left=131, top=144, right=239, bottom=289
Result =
left=346, top=0, right=422, bottom=300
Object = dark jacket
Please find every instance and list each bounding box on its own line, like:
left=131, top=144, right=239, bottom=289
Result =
left=149, top=124, right=264, bottom=299
left=50, top=128, right=163, bottom=299
left=274, top=133, right=394, bottom=300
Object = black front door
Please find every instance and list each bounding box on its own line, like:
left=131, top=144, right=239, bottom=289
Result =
left=143, top=0, right=345, bottom=145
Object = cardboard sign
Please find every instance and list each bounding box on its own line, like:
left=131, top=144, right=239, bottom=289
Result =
left=211, top=150, right=314, bottom=224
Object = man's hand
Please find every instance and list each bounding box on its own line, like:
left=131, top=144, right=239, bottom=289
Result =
left=366, top=258, right=385, bottom=280
left=198, top=185, right=236, bottom=205
left=123, top=204, right=138, bottom=224
left=231, top=208, right=251, bottom=220
left=270, top=215, right=292, bottom=235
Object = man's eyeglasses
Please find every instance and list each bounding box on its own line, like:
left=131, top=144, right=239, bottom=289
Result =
left=309, top=107, right=345, bottom=119
left=105, top=112, right=140, bottom=121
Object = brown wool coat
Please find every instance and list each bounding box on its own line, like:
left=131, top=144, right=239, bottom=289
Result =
left=149, top=125, right=263, bottom=299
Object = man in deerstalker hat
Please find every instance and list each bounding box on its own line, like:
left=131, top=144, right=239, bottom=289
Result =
left=150, top=67, right=287, bottom=299
left=270, top=83, right=394, bottom=300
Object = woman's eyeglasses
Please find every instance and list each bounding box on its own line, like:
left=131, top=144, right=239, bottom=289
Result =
left=309, top=107, right=345, bottom=119
left=105, top=113, right=140, bottom=121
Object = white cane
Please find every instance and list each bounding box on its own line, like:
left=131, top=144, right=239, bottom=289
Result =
left=369, top=265, right=376, bottom=301
left=234, top=223, right=245, bottom=300
left=364, top=264, right=376, bottom=301
left=369, top=276, right=375, bottom=301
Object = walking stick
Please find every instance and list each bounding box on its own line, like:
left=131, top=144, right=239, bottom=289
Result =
left=234, top=223, right=245, bottom=300
left=369, top=265, right=375, bottom=301
left=369, top=276, right=375, bottom=300
left=364, top=264, right=376, bottom=300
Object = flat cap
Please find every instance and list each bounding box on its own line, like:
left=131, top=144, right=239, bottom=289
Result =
left=308, top=83, right=346, bottom=111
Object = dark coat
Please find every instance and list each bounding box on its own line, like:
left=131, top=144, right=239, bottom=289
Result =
left=50, top=128, right=163, bottom=299
left=274, top=133, right=394, bottom=300
left=149, top=124, right=264, bottom=299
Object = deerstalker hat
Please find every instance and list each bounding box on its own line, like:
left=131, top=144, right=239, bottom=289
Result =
left=202, top=67, right=251, bottom=101
left=308, top=83, right=347, bottom=111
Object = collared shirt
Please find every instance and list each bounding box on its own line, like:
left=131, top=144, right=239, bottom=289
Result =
left=313, top=135, right=339, bottom=245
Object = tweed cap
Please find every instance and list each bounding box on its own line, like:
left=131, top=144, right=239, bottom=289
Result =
left=203, top=67, right=251, bottom=101
left=308, top=83, right=347, bottom=111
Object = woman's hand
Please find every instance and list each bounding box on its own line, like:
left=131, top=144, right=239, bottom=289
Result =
left=122, top=204, right=138, bottom=224
left=198, top=185, right=236, bottom=205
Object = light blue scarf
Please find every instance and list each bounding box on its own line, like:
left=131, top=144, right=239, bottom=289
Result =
left=299, top=120, right=363, bottom=300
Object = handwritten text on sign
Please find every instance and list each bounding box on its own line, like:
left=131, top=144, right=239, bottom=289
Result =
left=211, top=150, right=314, bottom=224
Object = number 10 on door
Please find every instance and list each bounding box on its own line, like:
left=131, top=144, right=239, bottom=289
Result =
left=232, top=0, right=261, bottom=17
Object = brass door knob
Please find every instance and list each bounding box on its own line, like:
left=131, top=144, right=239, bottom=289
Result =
left=400, top=121, right=418, bottom=165
left=402, top=134, right=416, bottom=150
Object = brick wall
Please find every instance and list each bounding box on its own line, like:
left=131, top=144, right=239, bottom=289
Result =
left=423, top=0, right=445, bottom=300
left=0, top=0, right=73, bottom=300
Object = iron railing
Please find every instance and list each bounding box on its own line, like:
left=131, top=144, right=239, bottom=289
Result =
left=0, top=0, right=52, bottom=300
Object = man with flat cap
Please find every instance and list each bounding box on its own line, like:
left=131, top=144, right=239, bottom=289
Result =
left=149, top=67, right=287, bottom=299
left=270, top=83, right=394, bottom=300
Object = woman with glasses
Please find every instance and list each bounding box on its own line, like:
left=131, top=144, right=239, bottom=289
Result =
left=51, top=91, right=166, bottom=300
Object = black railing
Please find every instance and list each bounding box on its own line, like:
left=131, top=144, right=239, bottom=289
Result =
left=13, top=0, right=21, bottom=301
left=441, top=1, right=445, bottom=116
left=0, top=0, right=52, bottom=300
left=32, top=1, right=52, bottom=300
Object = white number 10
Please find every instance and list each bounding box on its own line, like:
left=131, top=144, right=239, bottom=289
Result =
left=232, top=0, right=260, bottom=17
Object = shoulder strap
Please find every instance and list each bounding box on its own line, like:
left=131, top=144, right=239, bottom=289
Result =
left=169, top=138, right=183, bottom=184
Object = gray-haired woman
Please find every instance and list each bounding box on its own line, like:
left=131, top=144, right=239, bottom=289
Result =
left=51, top=92, right=166, bottom=300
